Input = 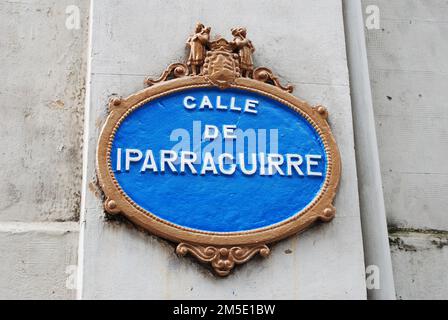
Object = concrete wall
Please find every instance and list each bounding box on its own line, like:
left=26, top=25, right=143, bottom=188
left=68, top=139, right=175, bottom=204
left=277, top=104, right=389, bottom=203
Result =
left=78, top=0, right=366, bottom=299
left=1, top=0, right=446, bottom=300
left=0, top=0, right=88, bottom=299
left=362, top=0, right=448, bottom=299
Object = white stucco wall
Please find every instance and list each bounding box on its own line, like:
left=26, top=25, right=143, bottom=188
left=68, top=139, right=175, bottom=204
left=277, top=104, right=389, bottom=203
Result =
left=362, top=0, right=448, bottom=299
left=0, top=222, right=78, bottom=299
left=78, top=0, right=366, bottom=299
left=0, top=0, right=88, bottom=299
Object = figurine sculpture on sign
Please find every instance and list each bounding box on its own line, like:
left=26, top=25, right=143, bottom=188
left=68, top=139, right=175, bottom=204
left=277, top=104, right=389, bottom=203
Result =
left=147, top=22, right=292, bottom=92
left=186, top=23, right=211, bottom=75
left=230, top=27, right=255, bottom=78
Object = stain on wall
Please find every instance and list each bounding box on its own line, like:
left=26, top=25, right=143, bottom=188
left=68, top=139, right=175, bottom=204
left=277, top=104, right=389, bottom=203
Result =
left=0, top=0, right=89, bottom=299
left=363, top=0, right=448, bottom=299
left=0, top=0, right=88, bottom=222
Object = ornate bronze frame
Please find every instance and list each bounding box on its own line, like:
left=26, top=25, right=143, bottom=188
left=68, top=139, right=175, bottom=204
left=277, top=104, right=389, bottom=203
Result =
left=96, top=26, right=341, bottom=276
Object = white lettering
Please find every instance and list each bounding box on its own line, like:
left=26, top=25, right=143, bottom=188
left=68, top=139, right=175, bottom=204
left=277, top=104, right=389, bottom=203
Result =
left=258, top=152, right=267, bottom=175
left=140, top=150, right=158, bottom=172
left=125, top=149, right=143, bottom=171
left=216, top=96, right=228, bottom=110
left=203, top=125, right=219, bottom=141
left=180, top=151, right=197, bottom=174
left=286, top=154, right=304, bottom=176
left=267, top=154, right=285, bottom=176
left=116, top=148, right=122, bottom=171
left=229, top=97, right=241, bottom=112
left=160, top=150, right=178, bottom=173
left=200, top=153, right=218, bottom=175
left=239, top=153, right=257, bottom=175
left=117, top=148, right=325, bottom=178
left=199, top=95, right=213, bottom=109
left=223, top=125, right=237, bottom=140
left=306, top=154, right=322, bottom=176
left=244, top=99, right=259, bottom=114
left=183, top=96, right=196, bottom=109
left=218, top=154, right=236, bottom=175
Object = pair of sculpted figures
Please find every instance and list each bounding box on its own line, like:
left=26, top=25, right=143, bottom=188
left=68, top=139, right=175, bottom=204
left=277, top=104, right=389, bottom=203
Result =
left=145, top=23, right=293, bottom=93
left=186, top=23, right=255, bottom=77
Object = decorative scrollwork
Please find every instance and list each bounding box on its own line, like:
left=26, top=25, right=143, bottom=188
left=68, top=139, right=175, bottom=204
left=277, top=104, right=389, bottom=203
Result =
left=145, top=63, right=189, bottom=87
left=176, top=243, right=270, bottom=276
left=253, top=67, right=294, bottom=93
left=144, top=26, right=295, bottom=94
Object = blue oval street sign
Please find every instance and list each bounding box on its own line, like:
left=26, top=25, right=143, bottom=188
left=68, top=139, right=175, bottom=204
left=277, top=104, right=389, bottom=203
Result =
left=110, top=88, right=327, bottom=233
left=96, top=26, right=340, bottom=276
